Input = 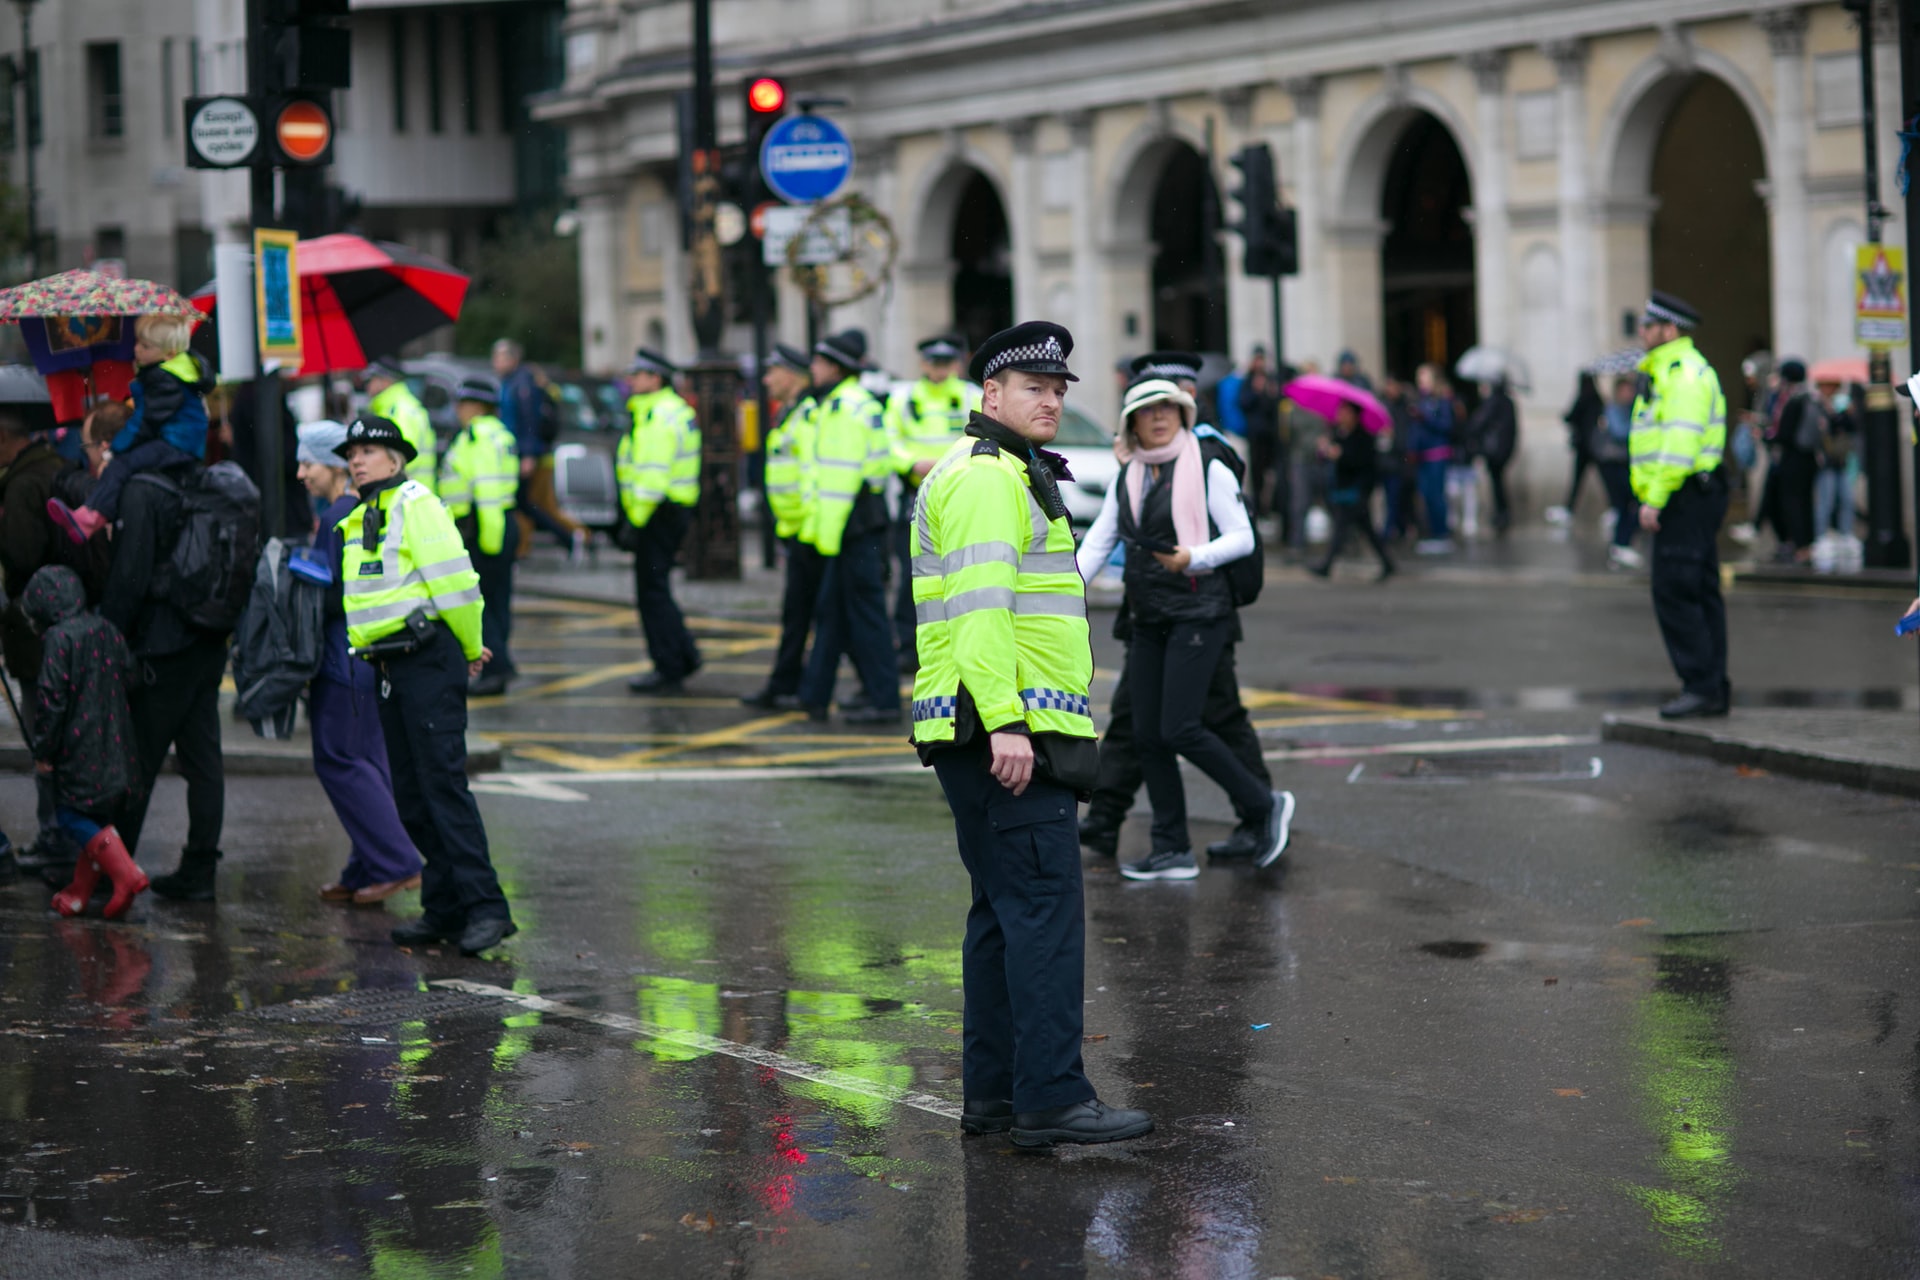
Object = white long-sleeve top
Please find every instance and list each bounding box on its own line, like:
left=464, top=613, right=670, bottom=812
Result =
left=1075, top=456, right=1255, bottom=581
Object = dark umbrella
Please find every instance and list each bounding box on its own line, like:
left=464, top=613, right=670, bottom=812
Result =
left=0, top=363, right=58, bottom=432
left=190, top=234, right=470, bottom=376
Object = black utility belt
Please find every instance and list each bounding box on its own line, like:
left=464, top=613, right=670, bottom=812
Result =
left=350, top=609, right=442, bottom=662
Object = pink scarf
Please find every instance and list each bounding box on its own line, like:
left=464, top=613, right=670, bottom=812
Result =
left=1125, top=428, right=1209, bottom=550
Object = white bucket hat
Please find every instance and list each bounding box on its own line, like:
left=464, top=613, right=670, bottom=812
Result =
left=1121, top=378, right=1196, bottom=433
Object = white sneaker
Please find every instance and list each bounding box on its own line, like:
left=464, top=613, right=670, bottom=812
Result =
left=1728, top=522, right=1758, bottom=546
left=1543, top=506, right=1572, bottom=527
left=1608, top=544, right=1643, bottom=569
left=1415, top=539, right=1453, bottom=556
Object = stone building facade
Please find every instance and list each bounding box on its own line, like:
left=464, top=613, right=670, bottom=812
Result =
left=546, top=0, right=1901, bottom=496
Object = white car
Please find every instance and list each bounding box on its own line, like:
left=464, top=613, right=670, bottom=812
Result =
left=1049, top=404, right=1119, bottom=527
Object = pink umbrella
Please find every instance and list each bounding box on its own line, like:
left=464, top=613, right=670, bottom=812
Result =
left=1809, top=356, right=1868, bottom=386
left=1280, top=373, right=1390, bottom=435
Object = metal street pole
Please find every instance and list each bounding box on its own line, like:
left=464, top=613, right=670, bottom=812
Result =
left=684, top=0, right=739, bottom=578
left=1849, top=0, right=1910, bottom=569
left=246, top=0, right=285, bottom=538
left=15, top=0, right=36, bottom=275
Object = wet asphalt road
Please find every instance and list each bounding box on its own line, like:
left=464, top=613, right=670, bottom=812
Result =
left=2, top=541, right=1918, bottom=1279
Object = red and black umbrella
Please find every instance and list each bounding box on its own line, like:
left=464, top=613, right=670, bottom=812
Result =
left=191, top=234, right=470, bottom=376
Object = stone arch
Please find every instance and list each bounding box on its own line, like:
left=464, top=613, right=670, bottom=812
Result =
left=1599, top=53, right=1773, bottom=200
left=1104, top=125, right=1230, bottom=354
left=901, top=153, right=1015, bottom=351
left=1331, top=86, right=1479, bottom=225
left=905, top=153, right=1011, bottom=267
left=1104, top=120, right=1211, bottom=245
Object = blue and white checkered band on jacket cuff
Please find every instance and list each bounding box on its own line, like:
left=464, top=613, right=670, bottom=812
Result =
left=985, top=337, right=1067, bottom=378
left=1642, top=300, right=1694, bottom=328
left=1139, top=363, right=1194, bottom=381
left=1021, top=687, right=1090, bottom=716
left=913, top=695, right=958, bottom=723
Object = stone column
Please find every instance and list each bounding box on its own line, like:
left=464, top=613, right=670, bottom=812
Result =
left=1464, top=50, right=1511, bottom=357
left=573, top=183, right=624, bottom=374
left=1065, top=110, right=1114, bottom=421
left=1284, top=76, right=1325, bottom=368
left=1545, top=39, right=1594, bottom=360
left=1760, top=6, right=1812, bottom=359
left=1007, top=117, right=1041, bottom=323
left=851, top=137, right=904, bottom=373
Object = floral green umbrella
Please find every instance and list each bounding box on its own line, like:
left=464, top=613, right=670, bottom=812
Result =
left=0, top=269, right=202, bottom=320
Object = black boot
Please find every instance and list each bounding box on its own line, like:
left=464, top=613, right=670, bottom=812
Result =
left=149, top=848, right=221, bottom=902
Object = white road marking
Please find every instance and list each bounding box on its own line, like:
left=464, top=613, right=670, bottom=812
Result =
left=1261, top=732, right=1599, bottom=763
left=432, top=979, right=962, bottom=1121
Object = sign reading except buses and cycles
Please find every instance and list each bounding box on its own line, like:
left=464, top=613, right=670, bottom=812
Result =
left=758, top=113, right=855, bottom=205
left=184, top=96, right=262, bottom=168
left=254, top=228, right=303, bottom=369
left=1855, top=244, right=1909, bottom=349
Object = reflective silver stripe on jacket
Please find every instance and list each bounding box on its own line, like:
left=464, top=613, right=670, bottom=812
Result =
left=914, top=589, right=1084, bottom=626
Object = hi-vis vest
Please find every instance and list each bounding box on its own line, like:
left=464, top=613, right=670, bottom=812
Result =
left=910, top=435, right=1094, bottom=745
left=805, top=376, right=891, bottom=556
left=618, top=387, right=701, bottom=527
left=886, top=377, right=979, bottom=483
left=369, top=381, right=439, bottom=494
left=764, top=394, right=817, bottom=540
left=439, top=413, right=518, bottom=556
left=1630, top=335, right=1727, bottom=508
left=336, top=479, right=485, bottom=660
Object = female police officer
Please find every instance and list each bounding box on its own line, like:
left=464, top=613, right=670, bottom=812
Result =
left=335, top=416, right=517, bottom=956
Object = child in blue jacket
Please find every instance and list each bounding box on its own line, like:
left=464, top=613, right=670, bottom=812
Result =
left=49, top=313, right=213, bottom=544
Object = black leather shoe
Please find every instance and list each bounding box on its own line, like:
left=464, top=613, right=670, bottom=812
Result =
left=961, top=1099, right=1014, bottom=1135
left=803, top=705, right=831, bottom=723
left=0, top=849, right=17, bottom=886
left=1079, top=825, right=1118, bottom=858
left=841, top=705, right=901, bottom=726
left=1206, top=824, right=1262, bottom=860
left=1011, top=1099, right=1154, bottom=1148
left=150, top=849, right=221, bottom=902
left=739, top=687, right=779, bottom=709
left=15, top=830, right=77, bottom=873
left=458, top=917, right=519, bottom=956
left=468, top=674, right=509, bottom=698
left=1659, top=691, right=1729, bottom=720
left=391, top=918, right=459, bottom=947
left=628, top=672, right=684, bottom=695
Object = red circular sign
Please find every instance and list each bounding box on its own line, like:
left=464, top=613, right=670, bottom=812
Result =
left=275, top=100, right=332, bottom=163
left=749, top=201, right=779, bottom=240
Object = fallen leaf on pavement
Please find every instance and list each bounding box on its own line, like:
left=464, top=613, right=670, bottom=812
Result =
left=1083, top=1034, right=1109, bottom=1042
left=1617, top=918, right=1654, bottom=928
left=1492, top=1208, right=1549, bottom=1224
left=680, top=1212, right=717, bottom=1233
left=1552, top=1088, right=1584, bottom=1098
left=1734, top=765, right=1769, bottom=778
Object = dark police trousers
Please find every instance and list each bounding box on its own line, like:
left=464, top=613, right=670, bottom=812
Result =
left=631, top=502, right=702, bottom=682
left=471, top=515, right=519, bottom=682
left=932, top=741, right=1095, bottom=1114
left=119, top=632, right=229, bottom=859
left=376, top=625, right=513, bottom=928
left=768, top=537, right=826, bottom=696
left=892, top=514, right=917, bottom=660
left=799, top=526, right=900, bottom=712
left=1651, top=471, right=1730, bottom=699
left=1084, top=640, right=1270, bottom=837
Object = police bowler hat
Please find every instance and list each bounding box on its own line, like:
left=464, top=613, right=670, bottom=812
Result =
left=336, top=414, right=417, bottom=463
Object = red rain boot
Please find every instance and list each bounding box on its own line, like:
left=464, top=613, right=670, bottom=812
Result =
left=46, top=499, right=107, bottom=546
left=51, top=851, right=102, bottom=917
left=85, top=827, right=148, bottom=920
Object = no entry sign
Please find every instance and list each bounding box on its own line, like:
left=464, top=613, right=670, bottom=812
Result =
left=274, top=98, right=333, bottom=164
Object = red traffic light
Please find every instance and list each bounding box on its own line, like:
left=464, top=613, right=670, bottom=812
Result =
left=747, top=77, right=785, bottom=114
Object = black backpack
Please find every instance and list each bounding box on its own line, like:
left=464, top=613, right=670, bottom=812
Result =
left=132, top=461, right=262, bottom=633
left=1196, top=433, right=1264, bottom=608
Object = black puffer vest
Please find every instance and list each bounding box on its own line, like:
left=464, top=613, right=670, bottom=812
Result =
left=1115, top=456, right=1232, bottom=626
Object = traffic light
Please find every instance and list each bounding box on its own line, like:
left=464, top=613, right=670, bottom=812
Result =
left=723, top=73, right=787, bottom=207
left=1228, top=143, right=1297, bottom=278
left=266, top=0, right=350, bottom=91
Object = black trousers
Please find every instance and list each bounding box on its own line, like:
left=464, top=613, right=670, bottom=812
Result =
left=472, top=515, right=519, bottom=680
left=119, top=633, right=227, bottom=859
left=1564, top=448, right=1594, bottom=512
left=1085, top=639, right=1270, bottom=835
left=799, top=527, right=900, bottom=712
left=20, top=681, right=58, bottom=843
left=1772, top=452, right=1817, bottom=550
left=377, top=625, right=511, bottom=929
left=1486, top=459, right=1512, bottom=531
left=632, top=503, right=701, bottom=682
left=1247, top=429, right=1279, bottom=519
left=767, top=537, right=826, bottom=697
left=1130, top=618, right=1275, bottom=854
left=932, top=742, right=1094, bottom=1114
left=1318, top=499, right=1394, bottom=572
left=892, top=515, right=917, bottom=658
left=1651, top=475, right=1730, bottom=699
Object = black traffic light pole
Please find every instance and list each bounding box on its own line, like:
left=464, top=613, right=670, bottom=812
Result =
left=1899, top=0, right=1920, bottom=718
left=683, top=0, right=740, bottom=579
left=246, top=0, right=285, bottom=540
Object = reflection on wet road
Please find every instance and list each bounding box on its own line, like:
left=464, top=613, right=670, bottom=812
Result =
left=1, top=588, right=1917, bottom=1277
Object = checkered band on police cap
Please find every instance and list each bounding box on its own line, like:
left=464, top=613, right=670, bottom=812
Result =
left=1642, top=291, right=1700, bottom=329
left=985, top=335, right=1068, bottom=379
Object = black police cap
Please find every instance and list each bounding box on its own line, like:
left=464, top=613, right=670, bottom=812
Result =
left=629, top=347, right=678, bottom=378
left=968, top=321, right=1078, bottom=384
left=767, top=342, right=810, bottom=373
left=1128, top=350, right=1203, bottom=382
left=456, top=375, right=500, bottom=405
left=917, top=333, right=965, bottom=361
left=335, top=414, right=417, bottom=464
left=1643, top=290, right=1701, bottom=329
left=814, top=329, right=870, bottom=371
